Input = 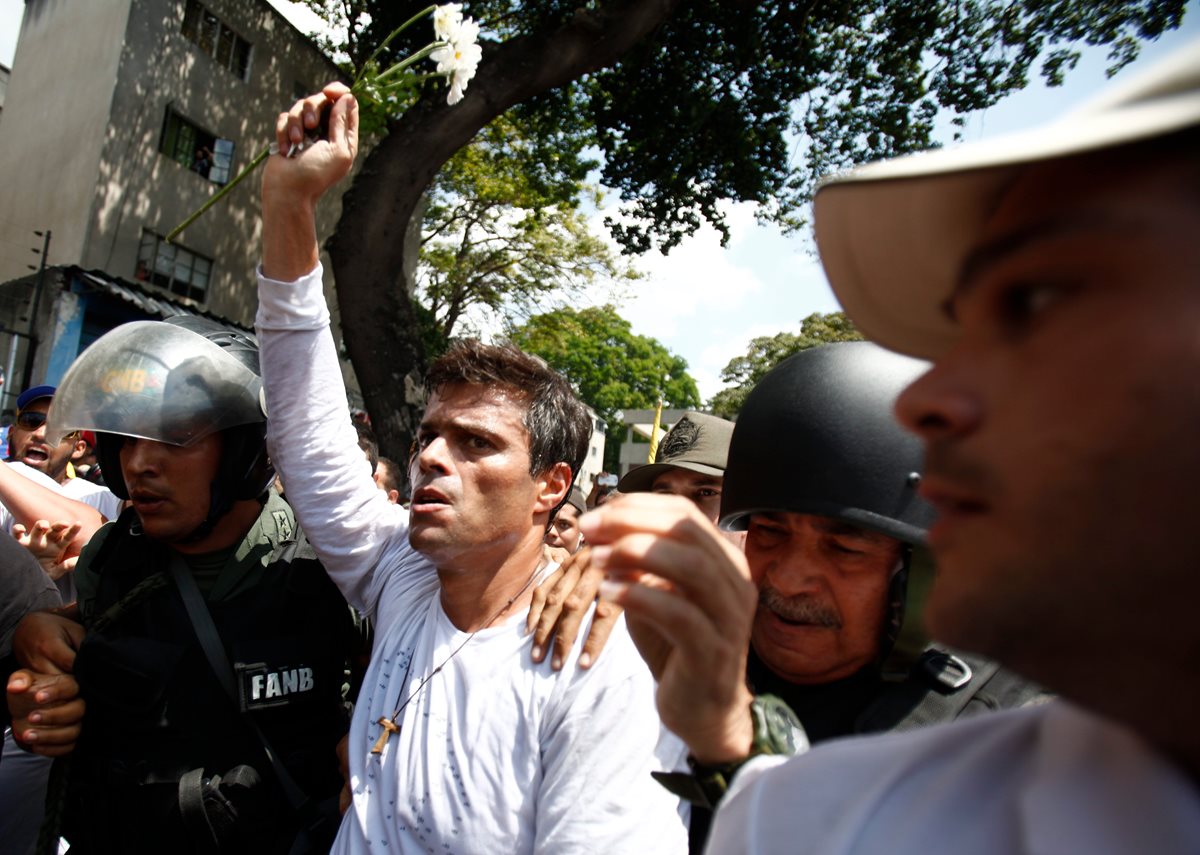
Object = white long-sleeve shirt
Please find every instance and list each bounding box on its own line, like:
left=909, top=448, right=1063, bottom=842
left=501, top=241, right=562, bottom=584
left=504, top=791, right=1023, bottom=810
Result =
left=709, top=700, right=1200, bottom=854
left=257, top=265, right=687, bottom=855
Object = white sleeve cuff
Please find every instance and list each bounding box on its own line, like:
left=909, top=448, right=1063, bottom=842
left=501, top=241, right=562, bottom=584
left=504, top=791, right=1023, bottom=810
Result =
left=256, top=262, right=331, bottom=330
left=726, top=753, right=792, bottom=803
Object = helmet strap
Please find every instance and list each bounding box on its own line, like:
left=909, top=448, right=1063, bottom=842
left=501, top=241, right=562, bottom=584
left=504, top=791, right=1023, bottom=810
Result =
left=878, top=545, right=912, bottom=664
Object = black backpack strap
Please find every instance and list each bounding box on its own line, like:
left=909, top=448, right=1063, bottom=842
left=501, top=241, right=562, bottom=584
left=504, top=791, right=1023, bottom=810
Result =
left=167, top=554, right=325, bottom=853
left=856, top=647, right=1004, bottom=733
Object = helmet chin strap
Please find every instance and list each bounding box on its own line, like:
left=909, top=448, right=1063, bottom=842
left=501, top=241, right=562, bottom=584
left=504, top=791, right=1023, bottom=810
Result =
left=179, top=436, right=271, bottom=545
left=877, top=546, right=912, bottom=665
left=179, top=480, right=233, bottom=544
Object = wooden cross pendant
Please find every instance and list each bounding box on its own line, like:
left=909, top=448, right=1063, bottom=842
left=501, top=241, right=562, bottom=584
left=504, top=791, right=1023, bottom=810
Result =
left=371, top=716, right=401, bottom=755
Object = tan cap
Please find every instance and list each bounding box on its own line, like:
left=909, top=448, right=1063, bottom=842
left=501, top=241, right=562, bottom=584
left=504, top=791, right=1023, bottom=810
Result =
left=618, top=411, right=734, bottom=493
left=814, top=37, right=1200, bottom=359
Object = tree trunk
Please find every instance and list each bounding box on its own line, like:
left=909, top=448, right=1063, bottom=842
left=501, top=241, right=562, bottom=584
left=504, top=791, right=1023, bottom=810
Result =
left=326, top=0, right=682, bottom=459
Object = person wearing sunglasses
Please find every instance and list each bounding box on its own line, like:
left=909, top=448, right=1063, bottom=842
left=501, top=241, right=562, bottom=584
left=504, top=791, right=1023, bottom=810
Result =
left=6, top=386, right=122, bottom=525
left=6, top=387, right=83, bottom=484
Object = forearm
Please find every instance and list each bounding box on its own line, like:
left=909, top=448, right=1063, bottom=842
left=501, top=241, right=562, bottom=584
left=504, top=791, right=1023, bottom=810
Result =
left=261, top=182, right=319, bottom=282
left=0, top=465, right=103, bottom=540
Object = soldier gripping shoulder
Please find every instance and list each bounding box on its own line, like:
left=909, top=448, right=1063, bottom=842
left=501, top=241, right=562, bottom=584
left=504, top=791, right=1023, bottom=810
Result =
left=8, top=317, right=358, bottom=854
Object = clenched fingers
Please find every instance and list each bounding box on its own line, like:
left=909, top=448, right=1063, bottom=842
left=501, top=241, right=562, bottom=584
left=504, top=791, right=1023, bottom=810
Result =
left=274, top=82, right=356, bottom=166
left=8, top=670, right=84, bottom=757
left=582, top=494, right=749, bottom=586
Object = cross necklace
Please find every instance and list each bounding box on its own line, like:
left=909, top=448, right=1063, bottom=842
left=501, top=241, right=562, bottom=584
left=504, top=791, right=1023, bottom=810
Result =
left=370, top=561, right=544, bottom=756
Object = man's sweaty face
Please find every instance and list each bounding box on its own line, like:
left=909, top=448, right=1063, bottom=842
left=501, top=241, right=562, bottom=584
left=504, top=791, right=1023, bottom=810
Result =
left=408, top=384, right=543, bottom=567
left=746, top=512, right=901, bottom=685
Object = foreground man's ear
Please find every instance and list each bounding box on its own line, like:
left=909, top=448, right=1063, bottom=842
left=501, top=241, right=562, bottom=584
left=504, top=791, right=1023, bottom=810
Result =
left=534, top=462, right=573, bottom=514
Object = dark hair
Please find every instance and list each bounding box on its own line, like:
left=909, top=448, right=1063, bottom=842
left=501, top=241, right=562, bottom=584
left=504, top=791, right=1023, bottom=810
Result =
left=426, top=339, right=591, bottom=482
left=376, top=455, right=402, bottom=495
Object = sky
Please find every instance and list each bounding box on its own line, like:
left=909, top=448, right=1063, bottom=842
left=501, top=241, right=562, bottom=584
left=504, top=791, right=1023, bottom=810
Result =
left=2, top=1, right=1197, bottom=400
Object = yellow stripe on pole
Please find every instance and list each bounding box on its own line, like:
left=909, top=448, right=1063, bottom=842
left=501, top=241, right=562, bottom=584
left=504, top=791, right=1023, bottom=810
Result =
left=647, top=398, right=664, bottom=463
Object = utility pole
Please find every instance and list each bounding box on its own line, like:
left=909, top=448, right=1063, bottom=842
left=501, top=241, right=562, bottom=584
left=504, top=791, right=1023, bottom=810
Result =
left=19, top=229, right=51, bottom=394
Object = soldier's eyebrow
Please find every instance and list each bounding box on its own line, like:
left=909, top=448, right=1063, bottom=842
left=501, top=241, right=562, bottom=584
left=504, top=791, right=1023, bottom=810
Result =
left=810, top=516, right=890, bottom=544
left=946, top=213, right=1124, bottom=321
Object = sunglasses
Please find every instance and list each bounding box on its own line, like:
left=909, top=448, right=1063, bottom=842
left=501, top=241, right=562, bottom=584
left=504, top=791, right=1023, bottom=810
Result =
left=15, top=410, right=47, bottom=430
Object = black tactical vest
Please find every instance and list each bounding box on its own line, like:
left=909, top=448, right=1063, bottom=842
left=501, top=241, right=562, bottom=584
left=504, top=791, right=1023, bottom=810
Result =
left=65, top=512, right=353, bottom=854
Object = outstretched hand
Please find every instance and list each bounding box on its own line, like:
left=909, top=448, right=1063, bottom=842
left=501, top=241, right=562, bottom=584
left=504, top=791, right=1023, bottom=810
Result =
left=580, top=493, right=759, bottom=764
left=14, top=519, right=83, bottom=581
left=527, top=548, right=622, bottom=670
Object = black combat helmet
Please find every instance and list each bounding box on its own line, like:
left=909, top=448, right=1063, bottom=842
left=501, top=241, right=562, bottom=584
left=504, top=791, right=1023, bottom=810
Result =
left=720, top=341, right=933, bottom=543
left=47, top=316, right=274, bottom=536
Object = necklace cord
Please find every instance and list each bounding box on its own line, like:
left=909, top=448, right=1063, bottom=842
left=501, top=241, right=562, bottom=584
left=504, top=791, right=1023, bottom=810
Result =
left=374, top=561, right=545, bottom=746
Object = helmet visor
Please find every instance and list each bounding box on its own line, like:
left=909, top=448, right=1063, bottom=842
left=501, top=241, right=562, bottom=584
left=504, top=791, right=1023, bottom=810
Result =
left=46, top=321, right=264, bottom=447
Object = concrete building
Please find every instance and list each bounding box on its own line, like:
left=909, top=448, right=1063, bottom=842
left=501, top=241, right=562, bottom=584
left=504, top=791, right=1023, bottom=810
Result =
left=0, top=0, right=358, bottom=410
left=576, top=406, right=607, bottom=497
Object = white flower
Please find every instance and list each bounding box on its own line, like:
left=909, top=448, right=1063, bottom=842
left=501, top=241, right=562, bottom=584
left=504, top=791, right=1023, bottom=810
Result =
left=433, top=4, right=464, bottom=42
left=430, top=16, right=482, bottom=105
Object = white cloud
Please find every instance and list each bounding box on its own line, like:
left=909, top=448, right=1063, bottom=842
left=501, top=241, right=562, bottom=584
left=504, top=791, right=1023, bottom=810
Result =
left=583, top=200, right=768, bottom=340
left=692, top=321, right=800, bottom=402
left=0, top=0, right=25, bottom=66
left=577, top=196, right=841, bottom=406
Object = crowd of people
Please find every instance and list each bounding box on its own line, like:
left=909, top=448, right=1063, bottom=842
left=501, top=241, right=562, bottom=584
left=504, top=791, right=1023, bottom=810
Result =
left=1, top=36, right=1197, bottom=855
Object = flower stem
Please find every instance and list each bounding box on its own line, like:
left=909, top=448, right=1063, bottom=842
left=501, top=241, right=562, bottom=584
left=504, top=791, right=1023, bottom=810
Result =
left=165, top=145, right=269, bottom=243
left=359, top=4, right=438, bottom=78
left=362, top=42, right=444, bottom=89
left=376, top=72, right=440, bottom=93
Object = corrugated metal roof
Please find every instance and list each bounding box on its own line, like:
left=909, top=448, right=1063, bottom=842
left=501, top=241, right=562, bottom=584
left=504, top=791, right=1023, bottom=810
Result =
left=72, top=267, right=251, bottom=332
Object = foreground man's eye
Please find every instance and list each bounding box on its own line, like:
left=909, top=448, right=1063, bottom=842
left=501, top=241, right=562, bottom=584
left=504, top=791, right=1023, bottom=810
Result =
left=997, top=279, right=1066, bottom=330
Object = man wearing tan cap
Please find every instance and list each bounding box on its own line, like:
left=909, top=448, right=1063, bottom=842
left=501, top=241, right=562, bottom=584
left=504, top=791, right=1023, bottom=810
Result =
left=618, top=411, right=734, bottom=526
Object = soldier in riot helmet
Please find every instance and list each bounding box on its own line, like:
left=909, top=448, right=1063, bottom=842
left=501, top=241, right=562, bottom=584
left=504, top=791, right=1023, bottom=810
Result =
left=7, top=316, right=355, bottom=853
left=587, top=342, right=1044, bottom=850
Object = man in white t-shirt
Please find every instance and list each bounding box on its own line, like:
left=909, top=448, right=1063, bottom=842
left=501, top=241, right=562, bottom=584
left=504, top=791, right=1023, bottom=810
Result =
left=583, top=38, right=1200, bottom=855
left=255, top=84, right=688, bottom=854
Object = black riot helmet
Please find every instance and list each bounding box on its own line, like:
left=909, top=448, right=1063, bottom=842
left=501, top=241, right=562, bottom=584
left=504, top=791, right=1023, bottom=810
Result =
left=47, top=316, right=273, bottom=538
left=720, top=341, right=932, bottom=542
